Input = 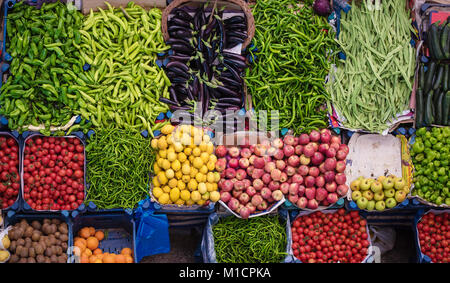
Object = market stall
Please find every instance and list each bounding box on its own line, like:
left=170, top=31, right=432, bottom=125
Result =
left=0, top=0, right=448, bottom=265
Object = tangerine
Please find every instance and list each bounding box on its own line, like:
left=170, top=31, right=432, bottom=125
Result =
left=86, top=237, right=99, bottom=250
left=79, top=227, right=91, bottom=239
left=121, top=247, right=133, bottom=256
left=94, top=230, right=104, bottom=241
left=115, top=254, right=126, bottom=263
left=103, top=254, right=116, bottom=263
left=88, top=226, right=96, bottom=236
left=125, top=255, right=134, bottom=263
left=93, top=248, right=103, bottom=255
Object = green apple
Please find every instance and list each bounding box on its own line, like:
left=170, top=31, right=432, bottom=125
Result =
left=394, top=177, right=406, bottom=191
left=370, top=181, right=383, bottom=193
left=350, top=179, right=361, bottom=191
left=366, top=200, right=375, bottom=211
left=362, top=190, right=374, bottom=201
left=395, top=190, right=406, bottom=203
left=385, top=197, right=397, bottom=208
left=375, top=200, right=386, bottom=211
left=360, top=178, right=373, bottom=191
left=377, top=176, right=386, bottom=183
left=373, top=191, right=385, bottom=201
left=381, top=177, right=395, bottom=190
left=384, top=188, right=395, bottom=198
left=351, top=191, right=362, bottom=201
left=356, top=197, right=369, bottom=209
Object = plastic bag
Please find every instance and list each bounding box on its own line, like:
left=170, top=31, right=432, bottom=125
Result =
left=369, top=226, right=396, bottom=257
left=134, top=198, right=171, bottom=262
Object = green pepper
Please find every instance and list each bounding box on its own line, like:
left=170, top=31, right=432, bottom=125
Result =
left=412, top=141, right=425, bottom=153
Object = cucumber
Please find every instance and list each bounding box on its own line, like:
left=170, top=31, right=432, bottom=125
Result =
left=433, top=64, right=444, bottom=90
left=425, top=61, right=437, bottom=93
left=435, top=90, right=445, bottom=125
left=430, top=23, right=444, bottom=60
left=415, top=88, right=424, bottom=128
left=442, top=23, right=450, bottom=59
left=424, top=90, right=434, bottom=126
left=444, top=64, right=449, bottom=91
left=443, top=91, right=450, bottom=125
left=419, top=64, right=425, bottom=89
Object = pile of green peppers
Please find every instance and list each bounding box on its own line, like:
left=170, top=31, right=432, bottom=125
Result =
left=411, top=127, right=450, bottom=206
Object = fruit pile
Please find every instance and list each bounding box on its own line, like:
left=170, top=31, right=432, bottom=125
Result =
left=291, top=209, right=370, bottom=263
left=350, top=175, right=409, bottom=211
left=151, top=124, right=220, bottom=206
left=74, top=226, right=134, bottom=263
left=0, top=135, right=20, bottom=209
left=411, top=127, right=450, bottom=206
left=22, top=136, right=85, bottom=211
left=417, top=212, right=449, bottom=263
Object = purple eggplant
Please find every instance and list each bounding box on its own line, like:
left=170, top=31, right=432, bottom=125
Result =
left=226, top=30, right=247, bottom=40
left=160, top=97, right=180, bottom=106
left=166, top=61, right=190, bottom=72
left=173, top=9, right=193, bottom=22
left=168, top=55, right=192, bottom=62
left=170, top=30, right=193, bottom=39
left=224, top=23, right=247, bottom=31
left=169, top=18, right=191, bottom=28
left=171, top=43, right=195, bottom=55
left=224, top=16, right=245, bottom=25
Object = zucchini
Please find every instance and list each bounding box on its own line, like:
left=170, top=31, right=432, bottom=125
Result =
left=435, top=90, right=445, bottom=125
left=442, top=23, right=450, bottom=59
left=425, top=61, right=437, bottom=93
left=430, top=23, right=444, bottom=60
left=443, top=64, right=449, bottom=91
left=415, top=88, right=424, bottom=128
left=443, top=91, right=450, bottom=125
left=419, top=63, right=425, bottom=89
left=424, top=90, right=434, bottom=126
left=433, top=64, right=444, bottom=90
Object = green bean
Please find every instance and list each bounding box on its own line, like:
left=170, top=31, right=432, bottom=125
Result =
left=212, top=215, right=287, bottom=263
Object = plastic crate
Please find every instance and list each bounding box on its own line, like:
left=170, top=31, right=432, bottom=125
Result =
left=0, top=131, right=21, bottom=211
left=413, top=208, right=449, bottom=263
left=20, top=131, right=87, bottom=212
left=70, top=212, right=137, bottom=263
left=4, top=211, right=72, bottom=263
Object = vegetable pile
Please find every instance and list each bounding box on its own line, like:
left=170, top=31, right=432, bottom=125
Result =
left=327, top=1, right=415, bottom=133
left=151, top=124, right=220, bottom=206
left=7, top=218, right=69, bottom=263
left=292, top=209, right=370, bottom=263
left=163, top=3, right=247, bottom=125
left=0, top=1, right=84, bottom=131
left=74, top=2, right=171, bottom=134
left=416, top=62, right=450, bottom=127
left=246, top=0, right=336, bottom=134
left=426, top=19, right=450, bottom=61
left=350, top=175, right=409, bottom=211
left=417, top=212, right=449, bottom=263
left=213, top=215, right=287, bottom=263
left=74, top=226, right=134, bottom=263
left=85, top=127, right=154, bottom=209
left=0, top=136, right=20, bottom=209
left=23, top=135, right=85, bottom=211
left=411, top=127, right=450, bottom=206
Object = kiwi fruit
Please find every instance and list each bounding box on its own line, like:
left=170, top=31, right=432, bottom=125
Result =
left=57, top=255, right=67, bottom=263
left=44, top=257, right=51, bottom=263
left=24, top=238, right=32, bottom=248
left=43, top=219, right=51, bottom=225
left=18, top=257, right=27, bottom=263
left=31, top=220, right=41, bottom=230
left=59, top=234, right=68, bottom=242
left=20, top=247, right=28, bottom=258
left=9, top=240, right=16, bottom=253
left=58, top=223, right=68, bottom=234
left=8, top=229, right=17, bottom=241
left=50, top=254, right=58, bottom=263
left=16, top=238, right=25, bottom=247
left=54, top=231, right=61, bottom=239
left=36, top=254, right=45, bottom=263
left=14, top=227, right=24, bottom=239
left=35, top=243, right=44, bottom=255
left=19, top=219, right=28, bottom=229
left=55, top=246, right=63, bottom=256
left=27, top=257, right=36, bottom=263
left=9, top=254, right=19, bottom=263
left=42, top=224, right=50, bottom=235
left=61, top=242, right=68, bottom=251
left=31, top=231, right=41, bottom=242
left=50, top=224, right=57, bottom=234
left=45, top=247, right=53, bottom=257
left=24, top=226, right=34, bottom=238
left=51, top=219, right=61, bottom=225
left=15, top=245, right=23, bottom=256
left=29, top=247, right=36, bottom=258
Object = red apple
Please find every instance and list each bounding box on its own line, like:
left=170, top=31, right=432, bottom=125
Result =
left=236, top=169, right=247, bottom=181
left=318, top=143, right=330, bottom=154
left=295, top=145, right=303, bottom=155
left=307, top=199, right=319, bottom=209
left=264, top=161, right=276, bottom=173
left=303, top=143, right=315, bottom=158
left=225, top=168, right=236, bottom=179
left=298, top=134, right=310, bottom=145
left=291, top=174, right=304, bottom=184
left=215, top=158, right=227, bottom=172
left=283, top=145, right=295, bottom=157
left=320, top=129, right=332, bottom=144
left=324, top=171, right=336, bottom=184
left=326, top=147, right=336, bottom=158
left=274, top=148, right=284, bottom=160
left=324, top=158, right=337, bottom=171
left=300, top=154, right=310, bottom=166
left=276, top=160, right=286, bottom=171
left=238, top=158, right=250, bottom=169
left=311, top=152, right=325, bottom=165
left=304, top=176, right=315, bottom=187
left=308, top=166, right=320, bottom=177
left=254, top=157, right=265, bottom=169
left=315, top=176, right=325, bottom=188
left=228, top=146, right=240, bottom=158
left=272, top=138, right=284, bottom=149
left=298, top=165, right=309, bottom=176
left=309, top=130, right=320, bottom=142
left=337, top=184, right=349, bottom=196
left=228, top=158, right=239, bottom=168
left=330, top=135, right=341, bottom=144
left=335, top=173, right=347, bottom=185
left=240, top=148, right=252, bottom=159
left=325, top=181, right=337, bottom=193
left=315, top=187, right=328, bottom=202
left=215, top=145, right=228, bottom=157
left=335, top=160, right=346, bottom=173
left=336, top=150, right=347, bottom=160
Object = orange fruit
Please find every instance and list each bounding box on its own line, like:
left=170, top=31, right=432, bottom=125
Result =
left=115, top=254, right=126, bottom=263
left=86, top=237, right=99, bottom=250
left=103, top=254, right=116, bottom=263
left=94, top=259, right=103, bottom=263
left=74, top=240, right=86, bottom=253
left=88, top=255, right=98, bottom=263
left=79, top=227, right=91, bottom=239
left=125, top=255, right=134, bottom=263
left=96, top=253, right=104, bottom=260
left=93, top=248, right=103, bottom=255
left=82, top=248, right=92, bottom=257
left=80, top=255, right=89, bottom=263
left=121, top=247, right=133, bottom=256
left=94, top=230, right=104, bottom=241
left=88, top=226, right=96, bottom=236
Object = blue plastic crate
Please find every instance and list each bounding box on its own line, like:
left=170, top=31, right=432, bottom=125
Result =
left=4, top=211, right=72, bottom=263
left=20, top=131, right=87, bottom=213
left=0, top=131, right=21, bottom=211
left=70, top=212, right=137, bottom=263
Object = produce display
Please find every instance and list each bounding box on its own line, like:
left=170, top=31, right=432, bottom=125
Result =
left=212, top=215, right=287, bottom=263
left=73, top=226, right=134, bottom=263
left=327, top=1, right=415, bottom=133
left=416, top=211, right=449, bottom=263
left=0, top=136, right=20, bottom=209
left=163, top=3, right=248, bottom=122
left=0, top=1, right=84, bottom=132
left=23, top=135, right=85, bottom=211
left=6, top=218, right=69, bottom=263
left=411, top=127, right=450, bottom=206
left=246, top=0, right=337, bottom=134
left=426, top=19, right=450, bottom=61
left=85, top=127, right=154, bottom=209
left=74, top=2, right=170, bottom=134
left=350, top=175, right=409, bottom=211
left=415, top=62, right=449, bottom=127
left=291, top=209, right=370, bottom=263
left=151, top=124, right=220, bottom=206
